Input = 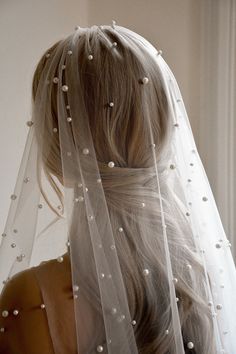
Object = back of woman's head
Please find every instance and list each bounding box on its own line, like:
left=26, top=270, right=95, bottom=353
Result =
left=31, top=25, right=215, bottom=354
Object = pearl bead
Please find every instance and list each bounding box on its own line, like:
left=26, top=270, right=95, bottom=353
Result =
left=143, top=269, right=150, bottom=276
left=187, top=342, right=194, bottom=349
left=165, top=329, right=169, bottom=335
left=67, top=117, right=72, bottom=122
left=108, top=161, right=115, bottom=168
left=11, top=243, right=16, bottom=248
left=82, top=148, right=89, bottom=155
left=97, top=178, right=102, bottom=183
left=74, top=294, right=78, bottom=299
left=118, top=227, right=123, bottom=233
left=117, top=314, right=125, bottom=322
left=215, top=243, right=222, bottom=249
left=157, top=50, right=163, bottom=56
left=13, top=309, right=19, bottom=316
left=67, top=50, right=73, bottom=55
left=2, top=310, right=9, bottom=318
left=66, top=241, right=70, bottom=247
left=208, top=301, right=213, bottom=307
left=88, top=54, right=93, bottom=60
left=109, top=102, right=114, bottom=107
left=100, top=273, right=105, bottom=279
left=73, top=285, right=79, bottom=292
left=151, top=143, right=156, bottom=148
left=62, top=85, right=68, bottom=92
left=112, top=42, right=117, bottom=47
left=78, top=183, right=83, bottom=188
left=13, top=229, right=18, bottom=233
left=26, top=120, right=34, bottom=127
left=57, top=256, right=64, bottom=263
left=111, top=307, right=117, bottom=315
left=38, top=204, right=43, bottom=209
left=2, top=233, right=6, bottom=237
left=0, top=327, right=5, bottom=333
left=111, top=20, right=116, bottom=28
left=173, top=277, right=178, bottom=284
left=110, top=245, right=116, bottom=250
left=40, top=304, right=45, bottom=309
left=186, top=264, right=192, bottom=269
left=96, top=345, right=103, bottom=352
left=131, top=320, right=136, bottom=326
left=202, top=196, right=208, bottom=202
left=216, top=304, right=223, bottom=310
left=53, top=77, right=59, bottom=84
left=24, top=177, right=30, bottom=183
left=170, top=164, right=175, bottom=169
left=53, top=128, right=58, bottom=133
left=141, top=77, right=149, bottom=84
left=88, top=215, right=94, bottom=221
left=176, top=297, right=179, bottom=302
left=78, top=196, right=84, bottom=202
left=141, top=202, right=146, bottom=207
left=45, top=53, right=50, bottom=58
left=10, top=194, right=17, bottom=200
left=66, top=105, right=70, bottom=110
left=75, top=25, right=80, bottom=30
left=62, top=65, right=66, bottom=70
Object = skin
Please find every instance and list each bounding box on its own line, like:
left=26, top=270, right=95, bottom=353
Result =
left=0, top=252, right=78, bottom=354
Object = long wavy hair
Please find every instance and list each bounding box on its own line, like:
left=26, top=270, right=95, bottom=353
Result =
left=31, top=25, right=215, bottom=354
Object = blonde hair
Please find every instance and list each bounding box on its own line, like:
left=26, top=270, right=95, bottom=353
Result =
left=32, top=26, right=215, bottom=353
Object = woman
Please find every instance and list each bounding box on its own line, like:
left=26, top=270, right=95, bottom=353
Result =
left=0, top=24, right=235, bottom=354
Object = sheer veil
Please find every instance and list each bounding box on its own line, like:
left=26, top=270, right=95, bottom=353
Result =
left=0, top=23, right=236, bottom=354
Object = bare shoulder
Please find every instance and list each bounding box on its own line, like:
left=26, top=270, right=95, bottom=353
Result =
left=0, top=256, right=70, bottom=354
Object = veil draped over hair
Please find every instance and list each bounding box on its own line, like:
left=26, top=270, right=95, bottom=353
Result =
left=0, top=24, right=236, bottom=354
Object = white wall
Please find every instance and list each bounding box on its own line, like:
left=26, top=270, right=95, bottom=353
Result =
left=0, top=0, right=201, bottom=234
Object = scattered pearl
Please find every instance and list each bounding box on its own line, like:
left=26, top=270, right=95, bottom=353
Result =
left=78, top=183, right=83, bottom=188
left=24, top=177, right=30, bottom=183
left=67, top=152, right=72, bottom=157
left=13, top=229, right=18, bottom=233
left=174, top=123, right=179, bottom=127
left=38, top=204, right=43, bottom=209
left=40, top=304, right=45, bottom=309
left=45, top=53, right=50, bottom=58
left=100, top=273, right=105, bottom=279
left=151, top=143, right=156, bottom=148
left=186, top=264, right=192, bottom=270
left=73, top=285, right=79, bottom=292
left=66, top=241, right=70, bottom=247
left=74, top=294, right=78, bottom=299
left=88, top=215, right=94, bottom=221
left=110, top=245, right=116, bottom=250
left=186, top=212, right=190, bottom=216
left=107, top=274, right=112, bottom=279
left=143, top=269, right=150, bottom=276
left=75, top=25, right=80, bottom=30
left=157, top=50, right=163, bottom=56
left=53, top=77, right=59, bottom=84
left=2, top=233, right=6, bottom=237
left=117, top=314, right=125, bottom=322
left=112, top=42, right=117, bottom=47
left=170, top=164, right=175, bottom=169
left=67, top=117, right=72, bottom=122
left=10, top=194, right=17, bottom=200
left=96, top=345, right=104, bottom=352
left=66, top=105, right=70, bottom=110
left=2, top=310, right=9, bottom=318
left=17, top=254, right=25, bottom=262
left=0, top=327, right=5, bottom=333
left=111, top=307, right=117, bottom=315
left=109, top=102, right=114, bottom=107
left=111, top=20, right=116, bottom=29
left=118, top=227, right=124, bottom=233
left=216, top=304, right=223, bottom=310
left=88, top=54, right=93, bottom=60
left=108, top=161, right=115, bottom=168
left=208, top=301, right=213, bottom=307
left=187, top=342, right=194, bottom=349
left=57, top=256, right=64, bottom=263
left=165, top=329, right=169, bottom=335
left=74, top=196, right=84, bottom=203
left=141, top=202, right=146, bottom=207
left=202, top=196, right=208, bottom=202
left=215, top=243, right=222, bottom=249
left=176, top=297, right=179, bottom=302
left=62, top=65, right=66, bottom=70
left=26, top=120, right=34, bottom=127
left=13, top=309, right=19, bottom=316
left=11, top=243, right=16, bottom=248
left=97, top=178, right=102, bottom=183
left=141, top=77, right=149, bottom=84
left=131, top=320, right=136, bottom=326
left=67, top=50, right=73, bottom=56
left=173, top=277, right=178, bottom=284
left=62, top=85, right=68, bottom=92
left=190, top=163, right=194, bottom=166
left=82, top=148, right=89, bottom=155
left=53, top=127, right=58, bottom=133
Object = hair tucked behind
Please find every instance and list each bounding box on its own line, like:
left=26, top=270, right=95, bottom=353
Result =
left=32, top=26, right=215, bottom=353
